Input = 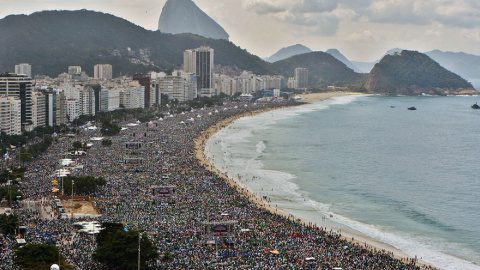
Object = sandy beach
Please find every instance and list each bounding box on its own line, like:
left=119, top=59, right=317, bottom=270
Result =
left=195, top=92, right=435, bottom=269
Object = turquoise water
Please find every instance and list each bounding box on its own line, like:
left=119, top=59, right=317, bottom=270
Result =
left=206, top=95, right=480, bottom=270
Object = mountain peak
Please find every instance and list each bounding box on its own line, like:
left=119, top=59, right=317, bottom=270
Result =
left=325, top=49, right=362, bottom=73
left=266, top=44, right=312, bottom=63
left=158, top=0, right=229, bottom=40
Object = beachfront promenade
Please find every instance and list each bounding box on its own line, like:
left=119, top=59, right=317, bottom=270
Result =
left=0, top=100, right=435, bottom=269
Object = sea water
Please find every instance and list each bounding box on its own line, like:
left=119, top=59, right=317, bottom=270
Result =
left=206, top=95, right=480, bottom=270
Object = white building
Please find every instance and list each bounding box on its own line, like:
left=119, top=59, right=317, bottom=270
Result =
left=32, top=89, right=46, bottom=128
left=94, top=64, right=113, bottom=80
left=0, top=73, right=34, bottom=129
left=238, top=71, right=257, bottom=94
left=80, top=86, right=95, bottom=116
left=68, top=66, right=82, bottom=75
left=66, top=99, right=80, bottom=122
left=159, top=76, right=190, bottom=102
left=0, top=96, right=21, bottom=135
left=120, top=87, right=145, bottom=109
left=100, top=88, right=121, bottom=112
left=15, top=63, right=32, bottom=78
left=294, top=68, right=308, bottom=90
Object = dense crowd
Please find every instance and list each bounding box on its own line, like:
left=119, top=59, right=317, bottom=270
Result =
left=0, top=101, right=437, bottom=269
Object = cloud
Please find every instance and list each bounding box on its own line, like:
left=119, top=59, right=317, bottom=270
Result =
left=343, top=0, right=480, bottom=28
left=346, top=30, right=377, bottom=42
left=291, top=0, right=338, bottom=14
left=243, top=0, right=287, bottom=14
left=309, top=14, right=339, bottom=36
left=242, top=0, right=341, bottom=36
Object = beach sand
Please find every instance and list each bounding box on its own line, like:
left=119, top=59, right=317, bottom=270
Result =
left=194, top=92, right=434, bottom=269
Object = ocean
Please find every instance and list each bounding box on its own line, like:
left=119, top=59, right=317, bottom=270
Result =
left=206, top=95, right=480, bottom=270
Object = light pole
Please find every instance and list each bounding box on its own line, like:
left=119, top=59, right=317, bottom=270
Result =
left=138, top=233, right=141, bottom=270
left=71, top=180, right=74, bottom=207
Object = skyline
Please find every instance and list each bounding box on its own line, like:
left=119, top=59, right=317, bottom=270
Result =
left=1, top=0, right=480, bottom=62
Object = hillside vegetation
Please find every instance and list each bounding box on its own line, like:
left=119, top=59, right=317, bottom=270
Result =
left=0, top=10, right=273, bottom=77
left=365, top=50, right=476, bottom=95
left=272, top=52, right=365, bottom=87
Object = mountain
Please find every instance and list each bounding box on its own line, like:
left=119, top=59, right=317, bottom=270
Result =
left=351, top=48, right=404, bottom=73
left=272, top=52, right=365, bottom=88
left=425, top=50, right=480, bottom=89
left=365, top=50, right=477, bottom=95
left=0, top=10, right=271, bottom=77
left=158, top=0, right=229, bottom=40
left=266, top=44, right=312, bottom=63
left=325, top=49, right=362, bottom=73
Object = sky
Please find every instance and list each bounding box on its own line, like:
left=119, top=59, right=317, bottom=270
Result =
left=1, top=0, right=480, bottom=62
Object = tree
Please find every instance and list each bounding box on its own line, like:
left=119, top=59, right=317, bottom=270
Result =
left=72, top=141, right=83, bottom=149
left=96, top=222, right=125, bottom=246
left=0, top=167, right=26, bottom=184
left=94, top=229, right=158, bottom=269
left=0, top=213, right=19, bottom=235
left=62, top=176, right=107, bottom=195
left=101, top=139, right=112, bottom=146
left=14, top=244, right=72, bottom=270
left=101, top=122, right=121, bottom=136
left=0, top=186, right=23, bottom=203
left=19, top=152, right=33, bottom=163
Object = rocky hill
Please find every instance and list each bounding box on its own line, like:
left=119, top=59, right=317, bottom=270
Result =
left=365, top=50, right=477, bottom=95
left=158, top=0, right=229, bottom=40
left=0, top=10, right=271, bottom=77
left=272, top=52, right=365, bottom=87
left=266, top=44, right=312, bottom=63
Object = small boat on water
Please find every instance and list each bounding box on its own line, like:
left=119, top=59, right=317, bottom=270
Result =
left=472, top=103, right=480, bottom=109
left=408, top=107, right=416, bottom=110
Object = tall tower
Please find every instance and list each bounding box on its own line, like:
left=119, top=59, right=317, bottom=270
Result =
left=184, top=47, right=214, bottom=97
left=294, top=68, right=308, bottom=90
left=0, top=73, right=33, bottom=129
left=94, top=64, right=113, bottom=80
left=15, top=63, right=32, bottom=78
left=0, top=96, right=21, bottom=135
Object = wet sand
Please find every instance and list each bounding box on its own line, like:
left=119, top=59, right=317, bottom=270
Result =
left=194, top=92, right=435, bottom=269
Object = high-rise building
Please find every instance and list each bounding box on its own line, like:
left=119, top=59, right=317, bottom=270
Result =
left=0, top=73, right=33, bottom=129
left=94, top=64, right=113, bottom=80
left=68, top=66, right=82, bottom=75
left=0, top=96, right=21, bottom=135
left=184, top=47, right=214, bottom=97
left=15, top=63, right=32, bottom=78
left=80, top=86, right=95, bottom=116
left=294, top=68, right=308, bottom=90
left=32, top=90, right=46, bottom=128
left=100, top=88, right=120, bottom=112
left=119, top=87, right=145, bottom=109
left=133, top=74, right=153, bottom=108
left=66, top=99, right=80, bottom=122
left=42, top=88, right=65, bottom=127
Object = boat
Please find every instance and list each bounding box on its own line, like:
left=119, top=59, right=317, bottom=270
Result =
left=408, top=107, right=416, bottom=110
left=472, top=102, right=480, bottom=109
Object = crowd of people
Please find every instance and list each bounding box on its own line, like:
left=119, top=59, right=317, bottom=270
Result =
left=0, top=100, right=437, bottom=269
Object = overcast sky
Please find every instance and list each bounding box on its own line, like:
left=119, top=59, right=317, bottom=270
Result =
left=2, top=0, right=480, bottom=61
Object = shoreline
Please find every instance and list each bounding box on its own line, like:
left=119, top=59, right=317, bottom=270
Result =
left=194, top=92, right=437, bottom=269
